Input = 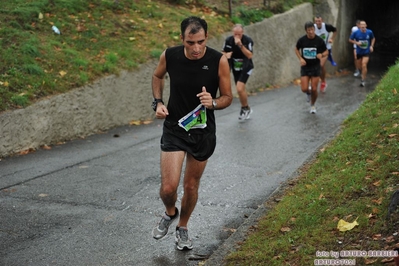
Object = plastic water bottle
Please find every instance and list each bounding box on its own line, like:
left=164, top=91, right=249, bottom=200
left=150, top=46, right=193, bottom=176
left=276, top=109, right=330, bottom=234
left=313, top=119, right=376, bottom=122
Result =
left=52, top=26, right=60, bottom=35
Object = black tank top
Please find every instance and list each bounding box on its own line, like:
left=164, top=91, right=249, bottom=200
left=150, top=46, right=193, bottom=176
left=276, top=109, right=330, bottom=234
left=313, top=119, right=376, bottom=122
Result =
left=165, top=45, right=222, bottom=133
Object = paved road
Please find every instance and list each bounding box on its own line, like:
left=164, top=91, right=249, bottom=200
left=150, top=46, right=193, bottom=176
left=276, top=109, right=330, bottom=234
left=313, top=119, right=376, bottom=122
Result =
left=0, top=66, right=385, bottom=265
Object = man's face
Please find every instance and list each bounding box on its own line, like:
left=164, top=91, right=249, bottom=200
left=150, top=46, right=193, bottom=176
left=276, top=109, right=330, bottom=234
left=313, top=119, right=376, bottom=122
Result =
left=306, top=26, right=315, bottom=39
left=233, top=27, right=243, bottom=40
left=314, top=17, right=323, bottom=28
left=181, top=27, right=207, bottom=60
left=359, top=21, right=367, bottom=32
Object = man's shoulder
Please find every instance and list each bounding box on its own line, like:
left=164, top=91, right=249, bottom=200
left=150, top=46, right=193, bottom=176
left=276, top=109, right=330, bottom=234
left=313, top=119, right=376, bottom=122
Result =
left=206, top=46, right=222, bottom=55
left=298, top=34, right=307, bottom=41
left=167, top=45, right=183, bottom=52
left=325, top=23, right=336, bottom=31
left=165, top=45, right=184, bottom=59
left=243, top=34, right=253, bottom=42
left=225, top=35, right=234, bottom=42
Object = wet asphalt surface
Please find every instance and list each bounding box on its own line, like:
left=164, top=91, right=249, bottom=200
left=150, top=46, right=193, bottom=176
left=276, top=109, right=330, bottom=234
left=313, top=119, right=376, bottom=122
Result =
left=0, top=57, right=391, bottom=265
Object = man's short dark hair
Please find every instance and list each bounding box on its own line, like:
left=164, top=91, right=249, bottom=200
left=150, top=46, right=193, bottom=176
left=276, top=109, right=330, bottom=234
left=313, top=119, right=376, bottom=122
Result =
left=180, top=16, right=208, bottom=38
left=304, top=21, right=314, bottom=30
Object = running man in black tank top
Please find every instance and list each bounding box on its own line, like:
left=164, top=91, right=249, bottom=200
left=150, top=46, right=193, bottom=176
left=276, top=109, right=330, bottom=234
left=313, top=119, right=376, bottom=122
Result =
left=151, top=16, right=232, bottom=250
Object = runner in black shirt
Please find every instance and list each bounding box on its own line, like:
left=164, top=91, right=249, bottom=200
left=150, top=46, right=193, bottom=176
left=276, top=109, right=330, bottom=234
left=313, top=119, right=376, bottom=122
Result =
left=295, top=21, right=328, bottom=114
left=151, top=16, right=232, bottom=251
left=222, top=24, right=254, bottom=121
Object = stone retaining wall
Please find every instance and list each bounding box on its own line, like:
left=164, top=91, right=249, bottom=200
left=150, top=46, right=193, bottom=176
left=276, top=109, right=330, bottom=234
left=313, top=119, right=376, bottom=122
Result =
left=1, top=3, right=338, bottom=157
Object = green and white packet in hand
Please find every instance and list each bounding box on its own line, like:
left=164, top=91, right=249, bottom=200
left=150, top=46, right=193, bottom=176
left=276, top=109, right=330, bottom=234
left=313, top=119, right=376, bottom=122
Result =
left=178, top=104, right=207, bottom=131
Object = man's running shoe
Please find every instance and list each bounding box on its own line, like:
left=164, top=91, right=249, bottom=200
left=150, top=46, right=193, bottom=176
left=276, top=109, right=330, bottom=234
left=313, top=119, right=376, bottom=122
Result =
left=320, top=82, right=327, bottom=92
left=328, top=52, right=337, bottom=66
left=175, top=226, right=193, bottom=250
left=238, top=107, right=253, bottom=121
left=306, top=92, right=311, bottom=103
left=354, top=69, right=360, bottom=77
left=152, top=207, right=179, bottom=240
left=310, top=106, right=316, bottom=114
left=360, top=80, right=365, bottom=87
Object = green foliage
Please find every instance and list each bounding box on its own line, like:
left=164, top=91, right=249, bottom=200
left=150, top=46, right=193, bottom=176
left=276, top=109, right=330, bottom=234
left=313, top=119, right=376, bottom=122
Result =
left=11, top=94, right=29, bottom=107
left=233, top=6, right=273, bottom=25
left=150, top=49, right=163, bottom=59
left=23, top=64, right=44, bottom=75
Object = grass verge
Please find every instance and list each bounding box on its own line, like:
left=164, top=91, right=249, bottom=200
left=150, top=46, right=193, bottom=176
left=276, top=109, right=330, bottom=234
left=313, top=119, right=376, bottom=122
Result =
left=223, top=63, right=399, bottom=265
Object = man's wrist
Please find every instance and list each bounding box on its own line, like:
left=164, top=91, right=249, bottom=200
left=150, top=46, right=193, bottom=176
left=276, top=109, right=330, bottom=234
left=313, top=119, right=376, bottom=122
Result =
left=152, top=98, right=164, bottom=111
left=212, top=99, right=217, bottom=110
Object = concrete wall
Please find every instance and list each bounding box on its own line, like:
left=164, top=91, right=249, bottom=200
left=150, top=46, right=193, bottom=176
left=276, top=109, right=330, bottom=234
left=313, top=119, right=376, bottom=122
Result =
left=0, top=3, right=335, bottom=158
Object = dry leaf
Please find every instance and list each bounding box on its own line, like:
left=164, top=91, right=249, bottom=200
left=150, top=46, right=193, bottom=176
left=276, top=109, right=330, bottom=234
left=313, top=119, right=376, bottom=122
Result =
left=42, top=145, right=51, bottom=150
left=59, top=70, right=67, bottom=77
left=129, top=120, right=141, bottom=125
left=280, top=227, right=291, bottom=232
left=372, top=197, right=383, bottom=205
left=388, top=134, right=397, bottom=138
left=372, top=207, right=379, bottom=213
left=372, top=234, right=381, bottom=240
left=373, top=180, right=381, bottom=187
left=364, top=258, right=378, bottom=264
left=337, top=217, right=359, bottom=232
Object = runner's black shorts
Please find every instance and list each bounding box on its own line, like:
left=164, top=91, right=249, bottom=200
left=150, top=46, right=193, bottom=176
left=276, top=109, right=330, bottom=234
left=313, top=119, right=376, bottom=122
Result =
left=160, top=121, right=216, bottom=161
left=300, top=65, right=321, bottom=77
left=233, top=68, right=253, bottom=84
left=356, top=53, right=370, bottom=59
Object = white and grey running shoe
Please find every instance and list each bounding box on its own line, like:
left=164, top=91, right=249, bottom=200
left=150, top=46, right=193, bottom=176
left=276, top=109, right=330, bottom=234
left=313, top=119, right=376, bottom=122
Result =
left=310, top=106, right=316, bottom=114
left=175, top=226, right=193, bottom=250
left=238, top=108, right=253, bottom=121
left=360, top=80, right=365, bottom=87
left=152, top=208, right=179, bottom=240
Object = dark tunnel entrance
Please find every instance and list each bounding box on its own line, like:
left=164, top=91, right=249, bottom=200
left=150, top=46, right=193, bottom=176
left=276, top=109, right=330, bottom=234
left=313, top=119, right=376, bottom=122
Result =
left=350, top=0, right=399, bottom=73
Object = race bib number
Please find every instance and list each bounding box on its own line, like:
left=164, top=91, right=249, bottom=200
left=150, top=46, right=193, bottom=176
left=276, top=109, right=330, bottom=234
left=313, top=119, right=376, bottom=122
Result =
left=359, top=40, right=369, bottom=49
left=178, top=104, right=207, bottom=131
left=303, top=47, right=317, bottom=59
left=233, top=58, right=244, bottom=71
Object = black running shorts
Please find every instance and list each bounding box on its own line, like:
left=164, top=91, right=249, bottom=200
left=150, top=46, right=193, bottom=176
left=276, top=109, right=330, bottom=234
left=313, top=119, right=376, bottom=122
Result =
left=232, top=69, right=252, bottom=84
left=300, top=65, right=321, bottom=77
left=356, top=53, right=370, bottom=59
left=160, top=121, right=216, bottom=161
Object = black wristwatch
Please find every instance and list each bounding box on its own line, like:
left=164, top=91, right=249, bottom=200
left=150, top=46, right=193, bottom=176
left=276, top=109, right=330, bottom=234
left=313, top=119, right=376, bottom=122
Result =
left=152, top=98, right=164, bottom=111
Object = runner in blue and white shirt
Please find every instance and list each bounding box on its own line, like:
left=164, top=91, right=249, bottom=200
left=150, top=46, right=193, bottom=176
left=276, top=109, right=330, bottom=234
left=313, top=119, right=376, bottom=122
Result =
left=349, top=20, right=375, bottom=87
